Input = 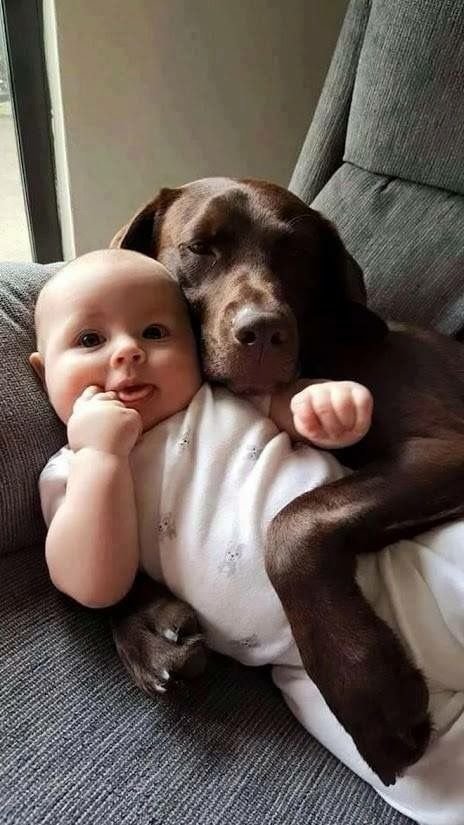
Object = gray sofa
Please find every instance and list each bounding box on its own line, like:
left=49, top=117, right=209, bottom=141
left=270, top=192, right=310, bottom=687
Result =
left=1, top=1, right=462, bottom=823
left=291, top=0, right=464, bottom=339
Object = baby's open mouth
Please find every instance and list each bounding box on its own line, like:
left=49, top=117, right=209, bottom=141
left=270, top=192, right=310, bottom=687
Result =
left=116, top=385, right=154, bottom=402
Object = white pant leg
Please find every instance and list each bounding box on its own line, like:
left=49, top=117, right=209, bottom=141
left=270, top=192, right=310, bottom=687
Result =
left=271, top=520, right=464, bottom=824
left=272, top=664, right=464, bottom=825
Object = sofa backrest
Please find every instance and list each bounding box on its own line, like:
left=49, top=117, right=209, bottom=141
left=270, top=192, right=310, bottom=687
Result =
left=0, top=262, right=66, bottom=557
left=346, top=0, right=464, bottom=198
left=290, top=0, right=464, bottom=336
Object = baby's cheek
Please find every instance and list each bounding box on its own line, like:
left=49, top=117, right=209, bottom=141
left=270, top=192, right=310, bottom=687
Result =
left=45, top=384, right=71, bottom=424
left=48, top=383, right=77, bottom=423
left=48, top=365, right=89, bottom=423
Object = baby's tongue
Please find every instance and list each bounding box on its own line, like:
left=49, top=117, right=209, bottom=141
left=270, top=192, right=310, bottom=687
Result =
left=117, top=385, right=151, bottom=402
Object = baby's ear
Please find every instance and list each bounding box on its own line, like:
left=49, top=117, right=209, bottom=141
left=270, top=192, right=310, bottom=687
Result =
left=29, top=352, right=45, bottom=385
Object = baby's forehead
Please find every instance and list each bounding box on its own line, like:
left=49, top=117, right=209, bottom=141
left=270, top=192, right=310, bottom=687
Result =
left=35, top=253, right=183, bottom=338
left=42, top=254, right=177, bottom=303
left=59, top=250, right=171, bottom=284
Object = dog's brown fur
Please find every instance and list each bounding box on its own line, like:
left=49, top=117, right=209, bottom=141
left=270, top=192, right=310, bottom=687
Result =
left=110, top=177, right=464, bottom=785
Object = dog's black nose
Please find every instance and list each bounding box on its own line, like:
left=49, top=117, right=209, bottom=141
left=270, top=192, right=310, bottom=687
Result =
left=232, top=308, right=288, bottom=348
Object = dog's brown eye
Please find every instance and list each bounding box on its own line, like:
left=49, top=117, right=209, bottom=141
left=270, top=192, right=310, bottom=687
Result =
left=187, top=240, right=212, bottom=256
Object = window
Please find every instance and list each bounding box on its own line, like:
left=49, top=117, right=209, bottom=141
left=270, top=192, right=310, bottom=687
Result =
left=0, top=0, right=62, bottom=263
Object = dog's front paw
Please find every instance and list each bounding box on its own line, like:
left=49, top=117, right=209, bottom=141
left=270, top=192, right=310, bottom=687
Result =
left=309, top=619, right=431, bottom=785
left=111, top=586, right=207, bottom=697
left=344, top=654, right=431, bottom=786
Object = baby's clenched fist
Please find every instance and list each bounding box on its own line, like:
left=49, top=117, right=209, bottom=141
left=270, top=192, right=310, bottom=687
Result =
left=67, top=386, right=142, bottom=457
left=291, top=381, right=373, bottom=449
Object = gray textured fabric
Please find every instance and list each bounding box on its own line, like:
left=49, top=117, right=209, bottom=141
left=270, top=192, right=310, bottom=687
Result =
left=0, top=262, right=66, bottom=557
left=345, top=0, right=464, bottom=195
left=290, top=0, right=371, bottom=204
left=312, top=163, right=464, bottom=334
left=290, top=0, right=464, bottom=336
left=0, top=546, right=413, bottom=825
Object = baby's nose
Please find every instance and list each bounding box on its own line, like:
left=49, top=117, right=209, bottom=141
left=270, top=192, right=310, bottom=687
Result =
left=112, top=338, right=146, bottom=366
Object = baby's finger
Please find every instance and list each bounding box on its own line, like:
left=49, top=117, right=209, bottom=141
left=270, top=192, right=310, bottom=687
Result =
left=352, top=385, right=373, bottom=433
left=290, top=385, right=318, bottom=412
left=73, top=385, right=102, bottom=412
left=329, top=385, right=357, bottom=431
left=92, top=390, right=118, bottom=402
left=311, top=387, right=345, bottom=439
left=293, top=405, right=323, bottom=439
left=291, top=390, right=324, bottom=436
left=81, top=385, right=102, bottom=400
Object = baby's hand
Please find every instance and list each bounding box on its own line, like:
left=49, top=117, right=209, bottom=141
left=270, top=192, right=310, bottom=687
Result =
left=290, top=381, right=373, bottom=449
left=67, top=386, right=142, bottom=457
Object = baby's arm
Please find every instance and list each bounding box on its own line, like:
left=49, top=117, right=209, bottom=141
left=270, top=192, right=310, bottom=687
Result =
left=45, top=387, right=142, bottom=609
left=269, top=379, right=373, bottom=448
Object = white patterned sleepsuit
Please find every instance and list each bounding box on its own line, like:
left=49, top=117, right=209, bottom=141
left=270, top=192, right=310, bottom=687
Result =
left=39, top=384, right=464, bottom=825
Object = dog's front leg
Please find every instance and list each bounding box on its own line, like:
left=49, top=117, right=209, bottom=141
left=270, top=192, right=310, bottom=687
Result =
left=111, top=574, right=207, bottom=696
left=265, top=439, right=464, bottom=785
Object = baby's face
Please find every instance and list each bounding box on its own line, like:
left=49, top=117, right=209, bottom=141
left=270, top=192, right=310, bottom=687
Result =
left=31, top=251, right=202, bottom=431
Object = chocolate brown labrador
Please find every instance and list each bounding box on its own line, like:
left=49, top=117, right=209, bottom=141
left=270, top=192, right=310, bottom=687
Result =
left=110, top=177, right=464, bottom=785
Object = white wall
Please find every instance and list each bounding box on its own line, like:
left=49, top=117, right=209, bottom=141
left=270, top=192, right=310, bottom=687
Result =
left=45, top=0, right=348, bottom=257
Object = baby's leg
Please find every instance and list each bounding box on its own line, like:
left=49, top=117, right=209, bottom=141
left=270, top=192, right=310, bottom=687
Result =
left=363, top=519, right=464, bottom=693
left=272, top=663, right=464, bottom=825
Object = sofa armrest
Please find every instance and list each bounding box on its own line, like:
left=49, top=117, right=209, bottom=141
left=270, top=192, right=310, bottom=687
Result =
left=289, top=0, right=371, bottom=204
left=0, top=261, right=66, bottom=559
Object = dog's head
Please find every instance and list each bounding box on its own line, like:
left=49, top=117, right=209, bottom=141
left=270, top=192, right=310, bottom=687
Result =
left=111, top=177, right=387, bottom=394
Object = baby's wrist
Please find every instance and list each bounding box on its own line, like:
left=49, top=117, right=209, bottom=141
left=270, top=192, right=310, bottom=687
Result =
left=71, top=446, right=132, bottom=466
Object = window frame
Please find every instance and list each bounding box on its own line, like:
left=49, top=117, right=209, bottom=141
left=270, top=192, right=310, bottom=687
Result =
left=1, top=0, right=62, bottom=262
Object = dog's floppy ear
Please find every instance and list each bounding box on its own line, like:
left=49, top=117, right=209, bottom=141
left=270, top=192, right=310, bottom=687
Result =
left=316, top=213, right=388, bottom=343
left=110, top=188, right=181, bottom=255
left=316, top=213, right=366, bottom=305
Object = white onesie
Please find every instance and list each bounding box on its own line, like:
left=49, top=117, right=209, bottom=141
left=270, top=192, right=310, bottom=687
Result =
left=39, top=384, right=464, bottom=825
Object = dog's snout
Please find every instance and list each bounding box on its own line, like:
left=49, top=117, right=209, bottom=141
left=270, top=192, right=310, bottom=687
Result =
left=232, top=308, right=289, bottom=349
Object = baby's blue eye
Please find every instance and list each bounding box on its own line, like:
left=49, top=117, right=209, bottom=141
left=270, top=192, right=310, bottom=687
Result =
left=143, top=324, right=169, bottom=340
left=78, top=331, right=103, bottom=348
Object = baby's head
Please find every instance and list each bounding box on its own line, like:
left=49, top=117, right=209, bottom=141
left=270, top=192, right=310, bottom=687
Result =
left=30, top=249, right=202, bottom=431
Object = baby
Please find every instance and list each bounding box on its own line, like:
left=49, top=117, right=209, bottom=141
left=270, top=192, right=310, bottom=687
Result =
left=31, top=249, right=464, bottom=825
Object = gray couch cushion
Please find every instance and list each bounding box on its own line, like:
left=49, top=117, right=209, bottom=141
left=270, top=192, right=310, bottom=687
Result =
left=312, top=163, right=464, bottom=335
left=345, top=0, right=464, bottom=196
left=0, top=262, right=66, bottom=557
left=0, top=546, right=413, bottom=825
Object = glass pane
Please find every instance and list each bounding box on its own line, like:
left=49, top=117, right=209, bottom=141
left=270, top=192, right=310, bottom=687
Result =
left=0, top=10, right=32, bottom=261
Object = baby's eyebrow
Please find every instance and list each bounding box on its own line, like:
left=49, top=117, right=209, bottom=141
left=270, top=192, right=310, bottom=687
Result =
left=60, top=312, right=104, bottom=337
left=65, top=309, right=105, bottom=325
